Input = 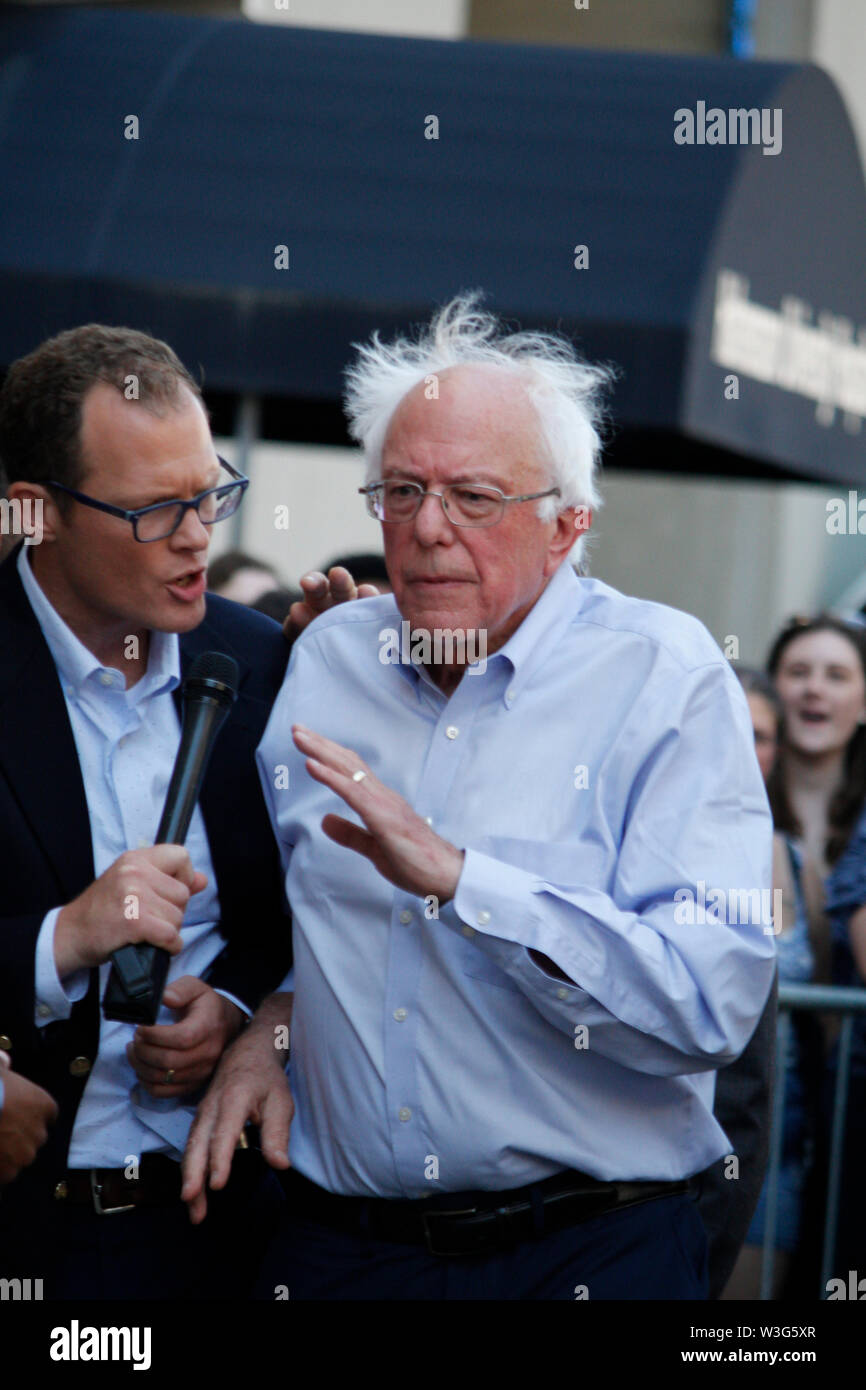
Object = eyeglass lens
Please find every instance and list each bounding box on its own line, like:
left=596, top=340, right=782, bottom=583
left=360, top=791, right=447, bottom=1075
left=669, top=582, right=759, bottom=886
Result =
left=135, top=485, right=242, bottom=540
left=375, top=481, right=502, bottom=525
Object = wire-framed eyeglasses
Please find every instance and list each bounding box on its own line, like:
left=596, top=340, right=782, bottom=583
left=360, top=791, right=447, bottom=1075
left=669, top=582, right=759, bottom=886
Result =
left=359, top=478, right=561, bottom=528
left=46, top=456, right=249, bottom=542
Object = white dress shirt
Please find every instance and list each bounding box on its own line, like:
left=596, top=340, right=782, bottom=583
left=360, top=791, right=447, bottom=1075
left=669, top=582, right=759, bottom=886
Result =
left=19, top=545, right=238, bottom=1166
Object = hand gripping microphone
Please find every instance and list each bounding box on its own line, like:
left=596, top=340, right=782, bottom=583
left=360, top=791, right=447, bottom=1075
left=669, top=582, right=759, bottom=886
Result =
left=102, top=651, right=240, bottom=1024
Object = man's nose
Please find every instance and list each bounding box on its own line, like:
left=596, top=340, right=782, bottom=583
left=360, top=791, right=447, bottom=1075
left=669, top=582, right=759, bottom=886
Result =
left=412, top=490, right=454, bottom=544
left=171, top=503, right=210, bottom=550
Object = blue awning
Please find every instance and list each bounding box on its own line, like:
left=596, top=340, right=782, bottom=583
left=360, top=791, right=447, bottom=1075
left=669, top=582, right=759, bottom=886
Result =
left=0, top=6, right=864, bottom=483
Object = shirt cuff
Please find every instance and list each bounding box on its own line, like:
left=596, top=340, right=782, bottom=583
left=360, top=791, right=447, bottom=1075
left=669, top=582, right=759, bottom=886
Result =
left=450, top=850, right=600, bottom=1006
left=448, top=848, right=591, bottom=999
left=452, top=847, right=547, bottom=951
left=213, top=989, right=252, bottom=1021
left=34, top=909, right=89, bottom=1025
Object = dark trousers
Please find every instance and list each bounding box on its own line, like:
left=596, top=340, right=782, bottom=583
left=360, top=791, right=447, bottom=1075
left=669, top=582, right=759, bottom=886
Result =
left=253, top=1188, right=709, bottom=1301
left=0, top=1157, right=285, bottom=1301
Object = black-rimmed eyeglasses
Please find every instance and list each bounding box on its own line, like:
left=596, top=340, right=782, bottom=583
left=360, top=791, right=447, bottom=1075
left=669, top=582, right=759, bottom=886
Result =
left=359, top=479, right=561, bottom=528
left=46, top=456, right=249, bottom=542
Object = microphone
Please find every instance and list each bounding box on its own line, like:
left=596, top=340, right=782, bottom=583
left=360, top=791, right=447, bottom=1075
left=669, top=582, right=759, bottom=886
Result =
left=102, top=651, right=240, bottom=1024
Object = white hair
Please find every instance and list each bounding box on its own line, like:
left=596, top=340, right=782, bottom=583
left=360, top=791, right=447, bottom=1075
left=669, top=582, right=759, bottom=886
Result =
left=343, top=292, right=616, bottom=562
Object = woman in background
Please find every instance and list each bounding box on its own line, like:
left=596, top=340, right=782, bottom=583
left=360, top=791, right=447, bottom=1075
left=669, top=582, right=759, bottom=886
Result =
left=767, top=616, right=866, bottom=884
left=723, top=669, right=826, bottom=1299
left=795, top=621, right=866, bottom=1282
left=768, top=617, right=866, bottom=1290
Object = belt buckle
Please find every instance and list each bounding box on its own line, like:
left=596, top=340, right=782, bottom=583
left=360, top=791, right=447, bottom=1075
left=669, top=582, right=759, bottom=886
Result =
left=421, top=1206, right=479, bottom=1257
left=89, top=1169, right=136, bottom=1216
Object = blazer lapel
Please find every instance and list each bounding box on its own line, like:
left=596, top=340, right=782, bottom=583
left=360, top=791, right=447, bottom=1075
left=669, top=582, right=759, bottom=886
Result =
left=0, top=552, right=95, bottom=900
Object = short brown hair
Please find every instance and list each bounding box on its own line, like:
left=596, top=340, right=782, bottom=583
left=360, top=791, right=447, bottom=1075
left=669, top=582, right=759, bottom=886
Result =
left=0, top=325, right=204, bottom=508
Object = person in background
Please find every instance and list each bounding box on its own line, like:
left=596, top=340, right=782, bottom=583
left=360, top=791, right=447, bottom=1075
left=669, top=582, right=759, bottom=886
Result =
left=721, top=669, right=827, bottom=1299
left=251, top=587, right=304, bottom=626
left=767, top=616, right=866, bottom=884
left=805, top=623, right=866, bottom=1282
left=766, top=616, right=866, bottom=1288
left=207, top=548, right=280, bottom=605
left=321, top=551, right=391, bottom=594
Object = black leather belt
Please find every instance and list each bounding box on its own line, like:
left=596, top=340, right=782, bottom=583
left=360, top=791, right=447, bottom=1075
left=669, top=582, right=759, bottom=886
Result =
left=284, top=1167, right=690, bottom=1257
left=55, top=1155, right=182, bottom=1214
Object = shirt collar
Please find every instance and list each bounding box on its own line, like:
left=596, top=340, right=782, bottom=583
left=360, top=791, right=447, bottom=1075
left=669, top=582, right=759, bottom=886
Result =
left=491, top=561, right=585, bottom=704
left=17, top=544, right=180, bottom=699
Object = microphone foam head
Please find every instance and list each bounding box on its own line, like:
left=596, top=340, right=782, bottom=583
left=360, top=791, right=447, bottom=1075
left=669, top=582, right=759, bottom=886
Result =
left=187, top=650, right=240, bottom=695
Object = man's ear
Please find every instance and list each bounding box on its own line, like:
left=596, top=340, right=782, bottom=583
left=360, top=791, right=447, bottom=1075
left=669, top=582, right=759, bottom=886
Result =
left=5, top=481, right=60, bottom=545
left=546, top=505, right=591, bottom=572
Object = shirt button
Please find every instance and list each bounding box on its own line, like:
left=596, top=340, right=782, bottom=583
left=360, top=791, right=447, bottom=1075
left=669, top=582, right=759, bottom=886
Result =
left=462, top=926, right=476, bottom=939
left=424, top=816, right=433, bottom=827
left=399, top=910, right=412, bottom=925
left=506, top=687, right=516, bottom=702
left=393, top=1008, right=408, bottom=1022
left=69, top=1056, right=92, bottom=1078
left=36, top=1004, right=51, bottom=1019
left=445, top=725, right=459, bottom=740
left=54, top=1181, right=69, bottom=1201
left=557, top=988, right=569, bottom=1000
left=398, top=1107, right=412, bottom=1123
left=477, top=910, right=491, bottom=926
left=99, top=672, right=113, bottom=687
left=136, top=838, right=150, bottom=850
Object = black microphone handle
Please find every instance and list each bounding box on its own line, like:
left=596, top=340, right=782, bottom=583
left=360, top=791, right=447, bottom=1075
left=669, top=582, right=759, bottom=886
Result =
left=103, top=691, right=235, bottom=1023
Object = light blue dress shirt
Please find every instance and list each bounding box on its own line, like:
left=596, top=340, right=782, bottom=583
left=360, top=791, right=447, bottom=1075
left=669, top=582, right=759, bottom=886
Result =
left=18, top=546, right=238, bottom=1165
left=258, top=560, right=775, bottom=1197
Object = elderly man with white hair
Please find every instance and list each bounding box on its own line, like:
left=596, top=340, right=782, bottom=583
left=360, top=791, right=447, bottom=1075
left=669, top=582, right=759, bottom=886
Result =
left=182, top=295, right=775, bottom=1301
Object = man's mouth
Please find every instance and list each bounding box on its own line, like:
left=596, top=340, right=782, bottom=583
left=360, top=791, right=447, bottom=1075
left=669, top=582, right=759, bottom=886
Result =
left=797, top=709, right=829, bottom=724
left=408, top=576, right=471, bottom=585
left=166, top=568, right=207, bottom=602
